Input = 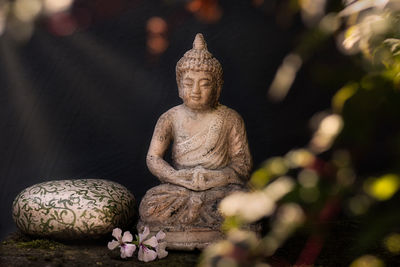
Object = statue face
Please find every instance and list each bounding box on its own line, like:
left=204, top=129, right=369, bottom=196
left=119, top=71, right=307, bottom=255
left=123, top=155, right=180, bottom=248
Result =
left=181, top=70, right=215, bottom=111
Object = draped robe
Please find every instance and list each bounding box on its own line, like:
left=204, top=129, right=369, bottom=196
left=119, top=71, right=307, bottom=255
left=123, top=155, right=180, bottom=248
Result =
left=139, top=104, right=252, bottom=230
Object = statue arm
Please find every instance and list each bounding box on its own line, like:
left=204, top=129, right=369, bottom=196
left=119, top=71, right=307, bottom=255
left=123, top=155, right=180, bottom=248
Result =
left=146, top=112, right=174, bottom=181
left=146, top=112, right=197, bottom=189
left=198, top=112, right=252, bottom=189
left=226, top=112, right=252, bottom=183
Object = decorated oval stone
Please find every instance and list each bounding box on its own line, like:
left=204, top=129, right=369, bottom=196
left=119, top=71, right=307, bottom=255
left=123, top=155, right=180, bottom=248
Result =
left=12, top=179, right=135, bottom=239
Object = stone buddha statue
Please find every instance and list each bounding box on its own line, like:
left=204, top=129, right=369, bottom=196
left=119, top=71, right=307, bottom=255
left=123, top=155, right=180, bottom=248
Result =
left=138, top=33, right=252, bottom=250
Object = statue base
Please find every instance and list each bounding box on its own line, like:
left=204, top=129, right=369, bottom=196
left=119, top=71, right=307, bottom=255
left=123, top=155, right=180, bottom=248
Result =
left=137, top=221, right=223, bottom=250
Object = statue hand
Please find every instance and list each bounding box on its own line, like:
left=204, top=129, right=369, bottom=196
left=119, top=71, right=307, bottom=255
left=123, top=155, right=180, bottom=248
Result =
left=191, top=166, right=220, bottom=191
left=192, top=167, right=207, bottom=190
left=173, top=168, right=203, bottom=191
left=174, top=167, right=231, bottom=191
left=198, top=167, right=241, bottom=188
left=172, top=167, right=207, bottom=191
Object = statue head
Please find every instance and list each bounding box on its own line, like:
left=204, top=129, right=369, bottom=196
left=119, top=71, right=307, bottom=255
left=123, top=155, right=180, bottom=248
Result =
left=176, top=33, right=223, bottom=110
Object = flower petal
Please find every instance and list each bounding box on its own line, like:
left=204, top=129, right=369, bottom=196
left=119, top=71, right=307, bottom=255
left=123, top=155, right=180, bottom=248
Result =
left=107, top=240, right=119, bottom=250
left=139, top=226, right=150, bottom=242
left=143, top=236, right=158, bottom=248
left=156, top=230, right=166, bottom=241
left=156, top=242, right=168, bottom=259
left=120, top=244, right=136, bottom=258
left=122, top=231, right=133, bottom=243
left=138, top=246, right=157, bottom=262
left=112, top=228, right=122, bottom=240
left=120, top=246, right=127, bottom=258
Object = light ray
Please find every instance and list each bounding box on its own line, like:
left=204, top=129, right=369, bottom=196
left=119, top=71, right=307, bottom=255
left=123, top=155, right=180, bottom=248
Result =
left=0, top=34, right=60, bottom=178
left=64, top=32, right=157, bottom=102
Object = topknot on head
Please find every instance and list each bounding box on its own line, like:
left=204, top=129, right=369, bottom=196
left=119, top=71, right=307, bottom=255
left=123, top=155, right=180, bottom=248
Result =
left=193, top=33, right=207, bottom=50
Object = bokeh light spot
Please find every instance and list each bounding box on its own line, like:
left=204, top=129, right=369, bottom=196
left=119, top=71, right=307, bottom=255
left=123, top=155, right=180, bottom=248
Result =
left=350, top=255, right=385, bottom=267
left=250, top=168, right=270, bottom=189
left=146, top=16, right=168, bottom=56
left=299, top=0, right=327, bottom=27
left=348, top=195, right=371, bottom=215
left=337, top=167, right=356, bottom=187
left=0, top=3, right=9, bottom=36
left=268, top=53, right=302, bottom=102
left=309, top=114, right=343, bottom=153
left=147, top=17, right=167, bottom=35
left=219, top=191, right=275, bottom=223
left=383, top=233, right=400, bottom=255
left=319, top=12, right=340, bottom=33
left=300, top=187, right=320, bottom=203
left=264, top=176, right=295, bottom=202
left=147, top=35, right=168, bottom=55
left=186, top=0, right=222, bottom=23
left=364, top=174, right=400, bottom=201
left=298, top=169, right=319, bottom=188
left=384, top=233, right=400, bottom=255
left=320, top=114, right=342, bottom=135
left=275, top=203, right=305, bottom=227
left=43, top=0, right=73, bottom=15
left=14, top=0, right=42, bottom=22
left=47, top=12, right=77, bottom=36
left=285, top=149, right=315, bottom=168
left=264, top=157, right=288, bottom=176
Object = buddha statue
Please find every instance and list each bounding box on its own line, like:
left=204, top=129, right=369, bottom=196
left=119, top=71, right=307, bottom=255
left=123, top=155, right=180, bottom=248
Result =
left=138, top=33, right=252, bottom=250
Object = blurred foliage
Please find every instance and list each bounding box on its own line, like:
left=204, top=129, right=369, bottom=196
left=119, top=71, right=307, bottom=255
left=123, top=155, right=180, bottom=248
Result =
left=201, top=0, right=400, bottom=266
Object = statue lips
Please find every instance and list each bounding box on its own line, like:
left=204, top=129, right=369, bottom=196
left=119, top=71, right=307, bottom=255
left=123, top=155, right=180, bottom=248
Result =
left=190, top=95, right=201, bottom=101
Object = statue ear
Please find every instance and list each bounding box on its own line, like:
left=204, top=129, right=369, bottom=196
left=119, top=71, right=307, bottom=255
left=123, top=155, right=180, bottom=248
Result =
left=213, top=78, right=222, bottom=104
left=176, top=71, right=183, bottom=99
left=178, top=79, right=184, bottom=99
left=215, top=85, right=221, bottom=101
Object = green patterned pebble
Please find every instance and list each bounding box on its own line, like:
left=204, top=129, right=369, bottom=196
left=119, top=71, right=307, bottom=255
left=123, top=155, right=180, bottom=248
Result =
left=12, top=179, right=135, bottom=239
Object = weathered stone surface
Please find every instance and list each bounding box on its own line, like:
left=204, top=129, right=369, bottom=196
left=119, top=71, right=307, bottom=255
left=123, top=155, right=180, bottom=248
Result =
left=12, top=179, right=135, bottom=239
left=138, top=33, right=253, bottom=250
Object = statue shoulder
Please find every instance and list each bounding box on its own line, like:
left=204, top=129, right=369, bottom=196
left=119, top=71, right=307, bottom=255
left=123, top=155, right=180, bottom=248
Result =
left=218, top=105, right=245, bottom=124
left=154, top=107, right=180, bottom=131
left=158, top=105, right=181, bottom=121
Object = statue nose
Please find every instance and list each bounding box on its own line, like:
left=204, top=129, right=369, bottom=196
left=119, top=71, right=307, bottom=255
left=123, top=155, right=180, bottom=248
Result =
left=192, top=84, right=201, bottom=94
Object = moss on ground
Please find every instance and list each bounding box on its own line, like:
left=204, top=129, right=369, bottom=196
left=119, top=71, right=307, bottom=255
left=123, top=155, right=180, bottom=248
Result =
left=15, top=239, right=64, bottom=250
left=0, top=231, right=200, bottom=266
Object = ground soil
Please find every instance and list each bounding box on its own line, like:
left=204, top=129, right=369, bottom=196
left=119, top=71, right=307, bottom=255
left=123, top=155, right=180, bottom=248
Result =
left=0, top=231, right=200, bottom=267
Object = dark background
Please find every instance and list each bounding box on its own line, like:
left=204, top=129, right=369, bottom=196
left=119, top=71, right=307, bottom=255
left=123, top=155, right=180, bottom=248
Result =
left=0, top=0, right=343, bottom=240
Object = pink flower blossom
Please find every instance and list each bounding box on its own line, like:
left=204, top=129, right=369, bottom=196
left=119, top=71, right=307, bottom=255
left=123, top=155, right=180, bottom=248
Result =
left=107, top=226, right=168, bottom=262
left=155, top=230, right=168, bottom=259
left=137, top=226, right=158, bottom=262
left=107, top=228, right=136, bottom=258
